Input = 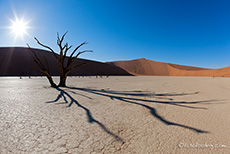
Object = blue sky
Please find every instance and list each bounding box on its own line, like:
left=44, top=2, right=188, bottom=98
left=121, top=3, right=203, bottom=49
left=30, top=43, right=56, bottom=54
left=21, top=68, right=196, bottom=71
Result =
left=0, top=0, right=230, bottom=68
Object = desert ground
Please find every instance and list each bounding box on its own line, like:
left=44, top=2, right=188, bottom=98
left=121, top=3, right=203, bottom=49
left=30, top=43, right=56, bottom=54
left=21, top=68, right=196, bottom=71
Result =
left=1, top=76, right=230, bottom=153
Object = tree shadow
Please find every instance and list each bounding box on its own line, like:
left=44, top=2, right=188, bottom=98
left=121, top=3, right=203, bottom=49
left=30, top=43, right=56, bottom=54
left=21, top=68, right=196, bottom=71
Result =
left=47, top=87, right=216, bottom=141
left=68, top=87, right=214, bottom=133
left=47, top=87, right=123, bottom=142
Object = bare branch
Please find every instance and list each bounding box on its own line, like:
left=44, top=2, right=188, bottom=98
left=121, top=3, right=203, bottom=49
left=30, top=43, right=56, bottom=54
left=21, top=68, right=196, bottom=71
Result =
left=57, top=32, right=68, bottom=64
left=34, top=37, right=58, bottom=60
left=71, top=62, right=88, bottom=70
left=63, top=43, right=68, bottom=50
left=32, top=65, right=57, bottom=87
left=76, top=50, right=93, bottom=58
left=66, top=62, right=90, bottom=75
left=68, top=45, right=73, bottom=50
left=27, top=44, right=47, bottom=70
left=64, top=43, right=73, bottom=58
left=32, top=65, right=47, bottom=74
left=70, top=42, right=88, bottom=58
left=60, top=31, right=68, bottom=44
left=65, top=50, right=93, bottom=71
left=57, top=32, right=60, bottom=45
left=57, top=32, right=67, bottom=50
left=30, top=32, right=92, bottom=87
left=33, top=58, right=44, bottom=70
left=43, top=56, right=50, bottom=74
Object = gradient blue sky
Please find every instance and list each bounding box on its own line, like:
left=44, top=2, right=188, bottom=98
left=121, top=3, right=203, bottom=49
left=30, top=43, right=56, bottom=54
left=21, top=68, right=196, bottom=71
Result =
left=0, top=0, right=230, bottom=68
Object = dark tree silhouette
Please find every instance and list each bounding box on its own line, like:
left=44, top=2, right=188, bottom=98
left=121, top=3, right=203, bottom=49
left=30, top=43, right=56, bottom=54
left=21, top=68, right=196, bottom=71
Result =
left=27, top=32, right=92, bottom=87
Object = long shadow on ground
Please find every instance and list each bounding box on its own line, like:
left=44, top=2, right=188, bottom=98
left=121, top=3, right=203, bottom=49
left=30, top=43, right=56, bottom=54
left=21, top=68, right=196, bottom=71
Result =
left=46, top=87, right=123, bottom=142
left=47, top=87, right=215, bottom=141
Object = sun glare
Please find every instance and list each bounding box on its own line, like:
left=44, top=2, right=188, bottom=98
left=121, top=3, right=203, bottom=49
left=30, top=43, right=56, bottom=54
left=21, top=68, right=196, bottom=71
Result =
left=9, top=18, right=29, bottom=38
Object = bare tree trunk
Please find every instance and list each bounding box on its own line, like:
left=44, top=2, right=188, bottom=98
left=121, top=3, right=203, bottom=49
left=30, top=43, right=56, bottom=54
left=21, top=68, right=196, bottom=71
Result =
left=46, top=74, right=57, bottom=87
left=28, top=32, right=92, bottom=87
left=58, top=74, right=67, bottom=87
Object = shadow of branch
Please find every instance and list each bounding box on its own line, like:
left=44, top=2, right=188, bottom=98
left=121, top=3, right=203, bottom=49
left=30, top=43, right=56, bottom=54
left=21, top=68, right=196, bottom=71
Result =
left=66, top=87, right=213, bottom=134
left=46, top=87, right=123, bottom=142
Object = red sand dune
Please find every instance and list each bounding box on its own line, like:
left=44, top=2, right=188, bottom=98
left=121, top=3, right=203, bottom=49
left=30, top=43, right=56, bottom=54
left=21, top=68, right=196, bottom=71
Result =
left=0, top=47, right=131, bottom=76
left=108, top=58, right=230, bottom=77
left=1, top=47, right=230, bottom=77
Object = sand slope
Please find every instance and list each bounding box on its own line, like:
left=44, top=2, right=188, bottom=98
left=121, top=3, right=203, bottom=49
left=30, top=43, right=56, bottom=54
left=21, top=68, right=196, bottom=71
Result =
left=108, top=58, right=230, bottom=77
left=0, top=47, right=131, bottom=76
left=1, top=47, right=230, bottom=77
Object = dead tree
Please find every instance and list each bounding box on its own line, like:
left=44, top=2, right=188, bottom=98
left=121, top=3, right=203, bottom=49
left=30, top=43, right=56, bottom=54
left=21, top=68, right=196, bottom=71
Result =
left=27, top=32, right=92, bottom=87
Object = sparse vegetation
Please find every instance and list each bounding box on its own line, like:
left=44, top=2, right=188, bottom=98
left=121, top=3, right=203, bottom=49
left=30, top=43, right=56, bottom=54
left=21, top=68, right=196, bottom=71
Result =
left=27, top=32, right=92, bottom=87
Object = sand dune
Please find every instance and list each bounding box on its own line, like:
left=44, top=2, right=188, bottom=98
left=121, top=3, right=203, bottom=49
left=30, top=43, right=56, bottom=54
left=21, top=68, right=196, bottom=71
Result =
left=109, top=58, right=230, bottom=77
left=1, top=47, right=230, bottom=77
left=0, top=47, right=131, bottom=76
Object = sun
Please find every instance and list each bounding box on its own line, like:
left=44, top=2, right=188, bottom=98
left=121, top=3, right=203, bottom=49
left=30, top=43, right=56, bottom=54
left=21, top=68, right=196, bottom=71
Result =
left=9, top=18, right=29, bottom=38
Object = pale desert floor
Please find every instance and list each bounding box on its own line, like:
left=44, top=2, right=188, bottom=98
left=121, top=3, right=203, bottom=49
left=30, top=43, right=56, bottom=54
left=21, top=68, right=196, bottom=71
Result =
left=1, top=76, right=230, bottom=154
